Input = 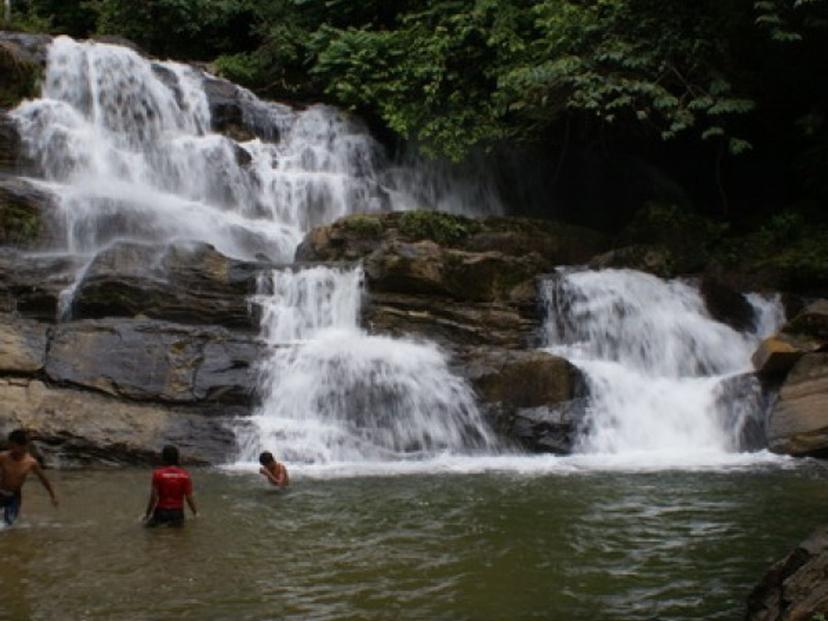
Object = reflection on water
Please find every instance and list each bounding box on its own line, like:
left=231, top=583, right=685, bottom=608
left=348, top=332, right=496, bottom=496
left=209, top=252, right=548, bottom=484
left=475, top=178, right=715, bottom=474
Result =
left=1, top=464, right=827, bottom=621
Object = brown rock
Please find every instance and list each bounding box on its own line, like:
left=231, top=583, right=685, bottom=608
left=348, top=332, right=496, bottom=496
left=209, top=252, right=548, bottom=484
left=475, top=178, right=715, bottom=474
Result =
left=0, top=313, right=47, bottom=372
left=589, top=244, right=676, bottom=278
left=0, top=377, right=235, bottom=465
left=767, top=354, right=828, bottom=456
left=752, top=335, right=819, bottom=378
left=785, top=300, right=828, bottom=342
left=746, top=525, right=828, bottom=621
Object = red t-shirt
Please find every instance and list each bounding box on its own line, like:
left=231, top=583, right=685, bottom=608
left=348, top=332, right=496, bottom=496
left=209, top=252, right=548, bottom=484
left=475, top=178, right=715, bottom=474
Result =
left=152, top=466, right=193, bottom=510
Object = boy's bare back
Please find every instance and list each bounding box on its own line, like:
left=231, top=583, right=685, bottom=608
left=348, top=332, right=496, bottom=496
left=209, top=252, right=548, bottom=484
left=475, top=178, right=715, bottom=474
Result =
left=0, top=450, right=40, bottom=493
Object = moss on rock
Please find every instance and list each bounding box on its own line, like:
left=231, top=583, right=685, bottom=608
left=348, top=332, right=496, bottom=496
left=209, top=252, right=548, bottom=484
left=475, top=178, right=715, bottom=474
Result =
left=0, top=41, right=41, bottom=107
left=342, top=214, right=384, bottom=238
left=399, top=210, right=482, bottom=246
left=0, top=192, right=40, bottom=245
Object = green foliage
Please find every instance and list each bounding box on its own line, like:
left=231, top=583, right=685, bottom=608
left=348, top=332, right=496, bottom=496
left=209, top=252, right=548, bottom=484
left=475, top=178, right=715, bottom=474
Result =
left=399, top=210, right=481, bottom=245
left=342, top=214, right=384, bottom=238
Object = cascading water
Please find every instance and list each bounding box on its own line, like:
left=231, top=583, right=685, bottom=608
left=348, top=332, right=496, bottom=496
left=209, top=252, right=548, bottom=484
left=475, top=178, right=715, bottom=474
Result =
left=11, top=36, right=501, bottom=263
left=240, top=266, right=497, bottom=464
left=9, top=35, right=502, bottom=467
left=542, top=269, right=784, bottom=461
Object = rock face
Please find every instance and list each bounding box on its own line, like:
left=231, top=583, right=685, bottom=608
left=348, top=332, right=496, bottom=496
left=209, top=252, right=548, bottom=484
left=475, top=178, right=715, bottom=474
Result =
left=757, top=300, right=828, bottom=457
left=746, top=525, right=828, bottom=621
left=458, top=348, right=587, bottom=453
left=766, top=354, right=828, bottom=456
left=0, top=378, right=235, bottom=465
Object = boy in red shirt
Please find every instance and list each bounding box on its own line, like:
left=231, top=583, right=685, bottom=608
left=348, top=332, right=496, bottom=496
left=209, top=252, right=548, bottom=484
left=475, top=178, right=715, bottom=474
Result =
left=143, top=445, right=198, bottom=527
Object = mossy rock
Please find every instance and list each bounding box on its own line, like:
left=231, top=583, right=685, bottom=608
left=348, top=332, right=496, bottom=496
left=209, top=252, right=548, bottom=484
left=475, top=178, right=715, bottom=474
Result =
left=0, top=188, right=41, bottom=245
left=0, top=41, right=41, bottom=107
left=398, top=210, right=482, bottom=246
left=342, top=214, right=384, bottom=238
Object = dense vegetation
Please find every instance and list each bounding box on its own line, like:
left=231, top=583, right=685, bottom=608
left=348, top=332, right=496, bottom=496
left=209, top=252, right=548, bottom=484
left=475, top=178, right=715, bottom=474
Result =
left=3, top=0, right=827, bottom=279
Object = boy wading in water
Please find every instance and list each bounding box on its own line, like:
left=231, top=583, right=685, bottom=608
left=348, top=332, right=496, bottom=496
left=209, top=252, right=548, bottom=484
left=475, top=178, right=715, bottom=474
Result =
left=0, top=429, right=59, bottom=526
left=259, top=452, right=289, bottom=488
left=144, top=445, right=198, bottom=527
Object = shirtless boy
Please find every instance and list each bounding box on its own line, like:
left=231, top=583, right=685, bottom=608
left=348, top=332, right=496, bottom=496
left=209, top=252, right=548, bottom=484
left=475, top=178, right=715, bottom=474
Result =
left=0, top=429, right=59, bottom=526
left=259, top=451, right=289, bottom=488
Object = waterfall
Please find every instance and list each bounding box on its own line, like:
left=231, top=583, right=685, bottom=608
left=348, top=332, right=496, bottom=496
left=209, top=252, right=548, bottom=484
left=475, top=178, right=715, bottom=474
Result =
left=11, top=36, right=501, bottom=263
left=542, top=269, right=784, bottom=458
left=241, top=266, right=497, bottom=464
left=7, top=35, right=500, bottom=466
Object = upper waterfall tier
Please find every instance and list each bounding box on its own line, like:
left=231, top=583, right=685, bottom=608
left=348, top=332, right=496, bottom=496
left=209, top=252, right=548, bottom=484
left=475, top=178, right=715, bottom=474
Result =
left=10, top=35, right=502, bottom=262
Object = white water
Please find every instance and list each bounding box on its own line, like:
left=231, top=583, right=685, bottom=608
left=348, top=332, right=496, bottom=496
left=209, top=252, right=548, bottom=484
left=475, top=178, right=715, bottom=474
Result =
left=542, top=269, right=784, bottom=461
left=240, top=266, right=497, bottom=464
left=11, top=36, right=501, bottom=263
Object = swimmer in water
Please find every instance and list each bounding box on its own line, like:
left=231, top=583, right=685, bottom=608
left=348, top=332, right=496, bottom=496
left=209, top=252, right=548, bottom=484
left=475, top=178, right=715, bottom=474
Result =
left=143, top=445, right=198, bottom=527
left=259, top=452, right=289, bottom=488
left=0, top=429, right=59, bottom=526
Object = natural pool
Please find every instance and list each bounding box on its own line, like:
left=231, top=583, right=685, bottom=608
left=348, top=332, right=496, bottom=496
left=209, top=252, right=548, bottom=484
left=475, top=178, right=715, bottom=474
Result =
left=2, top=458, right=827, bottom=621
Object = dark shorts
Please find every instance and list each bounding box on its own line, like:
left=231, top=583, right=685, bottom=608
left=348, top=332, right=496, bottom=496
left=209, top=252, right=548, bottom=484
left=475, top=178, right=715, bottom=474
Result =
left=145, top=507, right=185, bottom=528
left=0, top=490, right=21, bottom=526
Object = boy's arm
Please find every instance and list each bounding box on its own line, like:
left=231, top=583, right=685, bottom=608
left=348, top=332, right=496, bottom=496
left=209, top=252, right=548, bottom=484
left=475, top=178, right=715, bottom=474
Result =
left=185, top=493, right=198, bottom=517
left=275, top=466, right=288, bottom=487
left=32, top=463, right=58, bottom=507
left=259, top=466, right=280, bottom=486
left=144, top=483, right=158, bottom=520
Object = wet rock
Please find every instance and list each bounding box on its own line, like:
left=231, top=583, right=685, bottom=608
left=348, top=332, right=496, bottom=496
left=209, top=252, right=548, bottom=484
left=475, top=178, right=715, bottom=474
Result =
left=202, top=75, right=281, bottom=143
left=364, top=292, right=538, bottom=349
left=0, top=377, right=236, bottom=465
left=0, top=175, right=60, bottom=248
left=753, top=301, right=828, bottom=379
left=72, top=240, right=264, bottom=329
left=45, top=318, right=262, bottom=410
left=713, top=373, right=769, bottom=451
left=785, top=300, right=828, bottom=342
left=0, top=313, right=48, bottom=372
left=0, top=32, right=52, bottom=66
left=588, top=244, right=676, bottom=278
left=699, top=277, right=756, bottom=332
left=456, top=348, right=587, bottom=453
left=746, top=525, right=828, bottom=621
left=364, top=240, right=546, bottom=303
left=0, top=35, right=44, bottom=107
left=0, top=112, right=21, bottom=173
left=767, top=353, right=828, bottom=456
left=0, top=249, right=84, bottom=319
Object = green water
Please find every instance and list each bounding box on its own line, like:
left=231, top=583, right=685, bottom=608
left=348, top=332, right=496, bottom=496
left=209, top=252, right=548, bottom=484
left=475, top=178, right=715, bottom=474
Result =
left=1, top=463, right=827, bottom=621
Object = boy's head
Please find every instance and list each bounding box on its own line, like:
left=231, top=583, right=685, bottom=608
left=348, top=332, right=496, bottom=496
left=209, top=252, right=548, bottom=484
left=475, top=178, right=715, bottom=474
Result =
left=8, top=429, right=29, bottom=458
left=258, top=451, right=275, bottom=466
left=161, top=445, right=180, bottom=466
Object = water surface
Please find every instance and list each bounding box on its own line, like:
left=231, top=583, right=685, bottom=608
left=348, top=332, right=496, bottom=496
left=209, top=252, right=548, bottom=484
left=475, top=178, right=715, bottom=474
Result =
left=2, top=461, right=827, bottom=621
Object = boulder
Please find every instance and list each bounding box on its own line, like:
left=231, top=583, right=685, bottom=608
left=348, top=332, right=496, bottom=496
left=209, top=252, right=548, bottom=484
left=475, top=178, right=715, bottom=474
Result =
left=699, top=277, right=756, bottom=332
left=0, top=32, right=52, bottom=66
left=588, top=244, right=676, bottom=278
left=456, top=348, right=587, bottom=453
left=746, top=525, right=828, bottom=621
left=364, top=292, right=538, bottom=349
left=767, top=354, right=828, bottom=456
left=0, top=313, right=48, bottom=373
left=202, top=75, right=282, bottom=143
left=0, top=35, right=43, bottom=107
left=44, top=318, right=262, bottom=411
left=296, top=210, right=608, bottom=268
left=753, top=301, right=828, bottom=378
left=72, top=240, right=264, bottom=329
left=785, top=300, right=828, bottom=342
left=0, top=377, right=235, bottom=465
left=364, top=240, right=546, bottom=303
